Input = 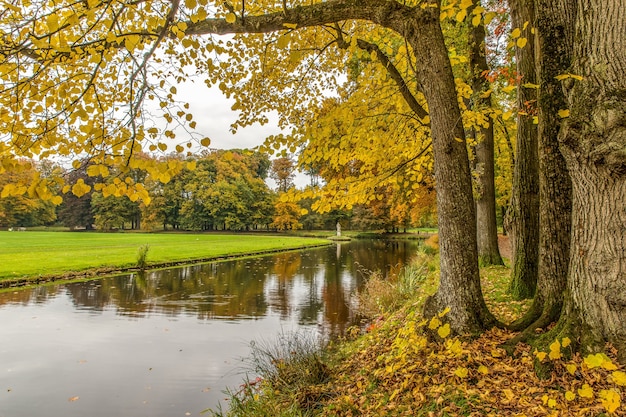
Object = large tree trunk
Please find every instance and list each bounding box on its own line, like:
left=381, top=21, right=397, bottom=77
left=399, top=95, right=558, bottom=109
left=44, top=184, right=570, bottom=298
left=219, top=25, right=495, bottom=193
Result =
left=507, top=0, right=540, bottom=300
left=556, top=0, right=626, bottom=362
left=469, top=1, right=504, bottom=267
left=509, top=0, right=574, bottom=333
left=399, top=8, right=496, bottom=334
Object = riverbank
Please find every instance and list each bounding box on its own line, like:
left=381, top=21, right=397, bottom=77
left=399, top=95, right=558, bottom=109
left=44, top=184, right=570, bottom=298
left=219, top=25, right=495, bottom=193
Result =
left=212, top=242, right=626, bottom=416
left=0, top=231, right=331, bottom=288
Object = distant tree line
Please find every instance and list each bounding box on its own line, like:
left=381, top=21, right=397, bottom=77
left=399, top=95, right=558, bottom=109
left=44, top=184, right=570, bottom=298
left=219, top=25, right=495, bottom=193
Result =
left=0, top=151, right=437, bottom=232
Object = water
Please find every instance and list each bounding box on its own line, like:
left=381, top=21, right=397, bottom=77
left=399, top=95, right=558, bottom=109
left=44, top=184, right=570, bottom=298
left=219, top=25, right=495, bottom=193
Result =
left=0, top=239, right=420, bottom=417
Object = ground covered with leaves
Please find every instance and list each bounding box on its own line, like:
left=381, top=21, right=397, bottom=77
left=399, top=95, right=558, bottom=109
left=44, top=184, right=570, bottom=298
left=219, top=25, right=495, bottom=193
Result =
left=213, top=249, right=626, bottom=417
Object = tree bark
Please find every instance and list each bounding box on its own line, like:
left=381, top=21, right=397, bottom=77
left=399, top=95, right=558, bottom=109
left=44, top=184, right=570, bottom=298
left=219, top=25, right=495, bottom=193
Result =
left=508, top=0, right=574, bottom=333
left=507, top=0, right=540, bottom=300
left=556, top=0, right=626, bottom=362
left=397, top=7, right=497, bottom=334
left=469, top=2, right=504, bottom=267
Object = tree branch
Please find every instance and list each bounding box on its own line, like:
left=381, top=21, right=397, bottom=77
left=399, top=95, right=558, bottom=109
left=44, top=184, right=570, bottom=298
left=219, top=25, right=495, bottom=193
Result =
left=185, top=0, right=421, bottom=36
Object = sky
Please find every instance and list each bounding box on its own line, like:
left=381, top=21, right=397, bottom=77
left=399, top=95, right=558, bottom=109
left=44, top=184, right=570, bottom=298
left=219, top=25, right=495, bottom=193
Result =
left=175, top=81, right=283, bottom=150
left=173, top=81, right=310, bottom=188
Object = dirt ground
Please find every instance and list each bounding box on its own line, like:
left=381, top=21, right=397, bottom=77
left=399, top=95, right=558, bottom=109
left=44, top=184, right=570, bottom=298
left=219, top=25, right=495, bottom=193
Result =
left=498, top=234, right=512, bottom=260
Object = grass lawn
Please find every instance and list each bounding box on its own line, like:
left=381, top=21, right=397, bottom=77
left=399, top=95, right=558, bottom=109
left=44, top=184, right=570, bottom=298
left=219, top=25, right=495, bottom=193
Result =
left=0, top=231, right=330, bottom=281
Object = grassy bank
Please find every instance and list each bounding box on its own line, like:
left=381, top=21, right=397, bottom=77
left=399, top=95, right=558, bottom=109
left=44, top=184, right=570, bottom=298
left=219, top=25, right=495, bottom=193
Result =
left=212, top=242, right=626, bottom=416
left=0, top=231, right=330, bottom=284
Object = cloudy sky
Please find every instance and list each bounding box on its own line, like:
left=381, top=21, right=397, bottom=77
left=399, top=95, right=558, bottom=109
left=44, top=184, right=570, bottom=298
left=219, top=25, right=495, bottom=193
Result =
left=175, top=81, right=284, bottom=150
left=172, top=81, right=310, bottom=188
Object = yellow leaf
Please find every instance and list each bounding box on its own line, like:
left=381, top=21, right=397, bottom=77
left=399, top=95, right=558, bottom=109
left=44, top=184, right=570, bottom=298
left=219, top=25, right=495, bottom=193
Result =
left=548, top=398, right=557, bottom=408
left=459, top=0, right=473, bottom=9
left=71, top=179, right=91, bottom=198
left=447, top=339, right=462, bottom=355
left=454, top=367, right=468, bottom=378
left=565, top=391, right=576, bottom=401
left=437, top=323, right=451, bottom=338
left=51, top=195, right=63, bottom=206
left=558, top=109, right=570, bottom=118
left=584, top=353, right=607, bottom=369
left=484, top=12, right=496, bottom=25
left=516, top=37, right=528, bottom=48
left=478, top=365, right=489, bottom=375
left=522, top=83, right=540, bottom=89
left=186, top=161, right=197, bottom=170
left=438, top=307, right=451, bottom=317
left=511, top=28, right=521, bottom=39
left=611, top=370, right=626, bottom=386
left=283, top=23, right=297, bottom=29
left=534, top=350, right=547, bottom=362
left=561, top=337, right=571, bottom=348
left=200, top=137, right=211, bottom=147
left=428, top=316, right=441, bottom=330
left=225, top=13, right=236, bottom=23
left=578, top=383, right=594, bottom=398
left=472, top=14, right=481, bottom=27
left=1, top=184, right=15, bottom=198
left=455, top=9, right=467, bottom=23
left=502, top=85, right=516, bottom=94
left=548, top=340, right=562, bottom=360
left=277, top=35, right=289, bottom=49
left=566, top=364, right=577, bottom=375
left=555, top=73, right=584, bottom=81
left=599, top=389, right=621, bottom=413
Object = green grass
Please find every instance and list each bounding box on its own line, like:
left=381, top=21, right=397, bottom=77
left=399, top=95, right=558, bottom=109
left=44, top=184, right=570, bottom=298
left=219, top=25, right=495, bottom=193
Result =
left=0, top=231, right=330, bottom=281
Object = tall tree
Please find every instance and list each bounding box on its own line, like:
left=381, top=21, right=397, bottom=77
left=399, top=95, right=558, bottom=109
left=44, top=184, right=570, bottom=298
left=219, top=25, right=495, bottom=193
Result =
left=547, top=0, right=626, bottom=361
left=270, top=157, right=296, bottom=193
left=508, top=0, right=573, bottom=335
left=468, top=0, right=504, bottom=266
left=507, top=0, right=540, bottom=300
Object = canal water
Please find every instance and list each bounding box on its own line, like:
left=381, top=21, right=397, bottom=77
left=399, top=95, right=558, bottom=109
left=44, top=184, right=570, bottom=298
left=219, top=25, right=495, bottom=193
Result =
left=0, top=239, right=420, bottom=417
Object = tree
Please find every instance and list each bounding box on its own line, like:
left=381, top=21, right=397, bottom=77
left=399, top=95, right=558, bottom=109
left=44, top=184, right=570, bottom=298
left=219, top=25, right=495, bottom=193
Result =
left=506, top=0, right=540, bottom=300
left=270, top=157, right=296, bottom=193
left=543, top=0, right=626, bottom=361
left=508, top=0, right=573, bottom=335
left=0, top=160, right=57, bottom=227
left=57, top=163, right=96, bottom=229
left=467, top=0, right=504, bottom=266
left=271, top=201, right=303, bottom=231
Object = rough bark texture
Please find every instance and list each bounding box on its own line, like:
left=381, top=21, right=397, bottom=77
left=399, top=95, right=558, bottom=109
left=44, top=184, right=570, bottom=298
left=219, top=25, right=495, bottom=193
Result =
left=507, top=0, right=540, bottom=300
left=557, top=0, right=626, bottom=362
left=469, top=4, right=504, bottom=267
left=509, top=0, right=574, bottom=333
left=394, top=6, right=496, bottom=334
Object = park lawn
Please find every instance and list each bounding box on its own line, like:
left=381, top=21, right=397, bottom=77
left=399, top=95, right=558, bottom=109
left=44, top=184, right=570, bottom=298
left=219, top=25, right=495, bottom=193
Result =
left=0, top=231, right=330, bottom=281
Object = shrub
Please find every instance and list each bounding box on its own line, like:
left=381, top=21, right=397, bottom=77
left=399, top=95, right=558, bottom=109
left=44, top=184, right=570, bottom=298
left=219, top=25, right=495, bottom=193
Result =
left=136, top=244, right=150, bottom=270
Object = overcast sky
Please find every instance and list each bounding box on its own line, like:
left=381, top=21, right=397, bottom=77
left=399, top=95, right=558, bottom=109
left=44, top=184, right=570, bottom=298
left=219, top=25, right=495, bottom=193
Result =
left=175, top=81, right=284, bottom=150
left=172, top=81, right=310, bottom=188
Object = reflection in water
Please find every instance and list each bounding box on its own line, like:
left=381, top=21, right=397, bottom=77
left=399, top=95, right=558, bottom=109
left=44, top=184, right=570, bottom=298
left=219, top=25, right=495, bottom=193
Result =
left=0, top=239, right=420, bottom=417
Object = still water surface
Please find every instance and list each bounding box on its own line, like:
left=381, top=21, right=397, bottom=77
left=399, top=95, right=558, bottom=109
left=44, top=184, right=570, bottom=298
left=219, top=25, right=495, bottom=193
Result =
left=0, top=239, right=420, bottom=417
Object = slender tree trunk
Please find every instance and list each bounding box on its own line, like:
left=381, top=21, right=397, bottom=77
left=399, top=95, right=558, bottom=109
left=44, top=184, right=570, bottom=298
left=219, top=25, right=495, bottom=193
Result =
left=507, top=0, right=540, bottom=300
left=555, top=0, right=626, bottom=362
left=469, top=1, right=504, bottom=266
left=509, top=0, right=574, bottom=333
